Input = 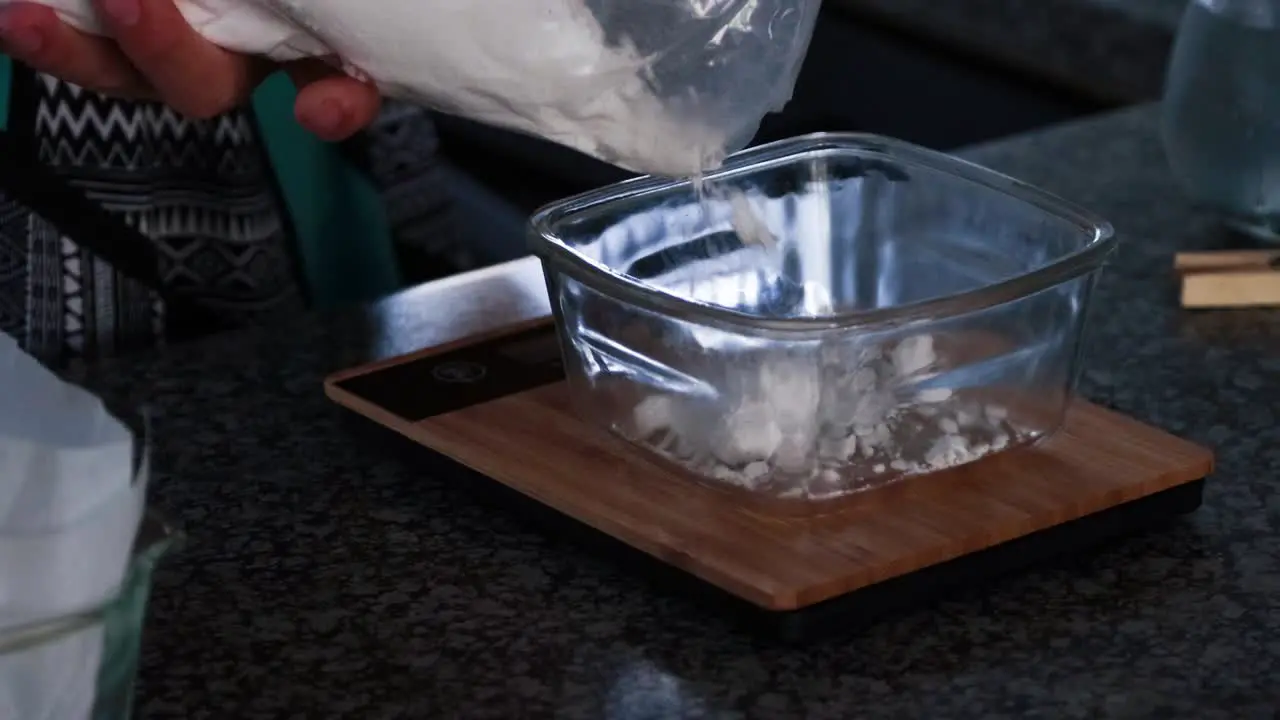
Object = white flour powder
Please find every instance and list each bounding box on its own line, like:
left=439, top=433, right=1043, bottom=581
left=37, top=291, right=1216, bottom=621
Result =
left=725, top=191, right=780, bottom=250
left=626, top=334, right=1022, bottom=500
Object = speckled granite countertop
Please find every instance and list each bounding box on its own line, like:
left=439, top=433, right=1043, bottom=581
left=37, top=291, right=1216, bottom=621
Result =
left=80, top=104, right=1280, bottom=718
left=830, top=0, right=1186, bottom=102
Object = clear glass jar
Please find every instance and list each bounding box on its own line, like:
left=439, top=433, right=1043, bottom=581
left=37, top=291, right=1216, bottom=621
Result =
left=0, top=512, right=180, bottom=720
left=1161, top=0, right=1280, bottom=240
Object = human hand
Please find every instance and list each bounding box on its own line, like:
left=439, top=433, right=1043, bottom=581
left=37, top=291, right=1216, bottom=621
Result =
left=0, top=0, right=381, bottom=141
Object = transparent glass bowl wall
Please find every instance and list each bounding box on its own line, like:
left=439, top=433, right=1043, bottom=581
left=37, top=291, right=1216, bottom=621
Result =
left=530, top=134, right=1115, bottom=501
left=0, top=512, right=179, bottom=720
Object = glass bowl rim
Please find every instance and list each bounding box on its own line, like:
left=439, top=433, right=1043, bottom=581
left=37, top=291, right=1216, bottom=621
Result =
left=528, top=131, right=1116, bottom=334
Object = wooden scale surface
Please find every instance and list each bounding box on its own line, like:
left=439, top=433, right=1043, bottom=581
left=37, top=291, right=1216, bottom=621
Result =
left=326, top=317, right=1214, bottom=640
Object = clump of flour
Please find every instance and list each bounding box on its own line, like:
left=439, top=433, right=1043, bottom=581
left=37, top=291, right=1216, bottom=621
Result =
left=624, top=334, right=1025, bottom=500
left=685, top=180, right=780, bottom=253
left=724, top=190, right=779, bottom=250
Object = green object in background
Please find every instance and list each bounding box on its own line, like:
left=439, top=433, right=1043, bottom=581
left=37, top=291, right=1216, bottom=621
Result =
left=0, top=55, right=11, bottom=131
left=251, top=72, right=401, bottom=310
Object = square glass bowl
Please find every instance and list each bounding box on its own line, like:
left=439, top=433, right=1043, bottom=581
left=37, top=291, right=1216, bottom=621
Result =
left=529, top=133, right=1115, bottom=502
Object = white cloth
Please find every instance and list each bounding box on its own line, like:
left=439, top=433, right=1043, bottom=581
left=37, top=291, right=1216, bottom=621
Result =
left=0, top=331, right=147, bottom=720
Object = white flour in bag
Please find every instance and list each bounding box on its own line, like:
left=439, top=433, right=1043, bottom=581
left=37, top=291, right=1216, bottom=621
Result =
left=18, top=0, right=780, bottom=237
left=14, top=0, right=732, bottom=177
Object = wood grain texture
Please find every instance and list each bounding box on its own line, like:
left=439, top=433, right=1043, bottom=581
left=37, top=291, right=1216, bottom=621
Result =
left=1174, top=249, right=1280, bottom=273
left=1181, top=270, right=1280, bottom=309
left=326, top=337, right=1214, bottom=612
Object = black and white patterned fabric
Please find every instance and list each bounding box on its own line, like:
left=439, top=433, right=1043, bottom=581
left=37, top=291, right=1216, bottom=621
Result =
left=0, top=68, right=468, bottom=368
left=0, top=70, right=303, bottom=364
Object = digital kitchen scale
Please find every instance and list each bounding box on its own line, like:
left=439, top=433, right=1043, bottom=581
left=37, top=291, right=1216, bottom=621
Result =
left=325, top=318, right=1214, bottom=642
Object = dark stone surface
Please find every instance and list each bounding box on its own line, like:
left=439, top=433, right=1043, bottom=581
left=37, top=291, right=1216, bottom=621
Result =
left=830, top=0, right=1185, bottom=103
left=80, top=105, right=1280, bottom=718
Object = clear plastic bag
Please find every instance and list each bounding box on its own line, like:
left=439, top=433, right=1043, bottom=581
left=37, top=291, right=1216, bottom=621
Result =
left=9, top=0, right=823, bottom=177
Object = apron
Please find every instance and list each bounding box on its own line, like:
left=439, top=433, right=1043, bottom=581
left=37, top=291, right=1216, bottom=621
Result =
left=0, top=55, right=402, bottom=364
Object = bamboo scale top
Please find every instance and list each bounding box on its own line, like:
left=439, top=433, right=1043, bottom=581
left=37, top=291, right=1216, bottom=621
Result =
left=1176, top=249, right=1280, bottom=309
left=325, top=325, right=1214, bottom=612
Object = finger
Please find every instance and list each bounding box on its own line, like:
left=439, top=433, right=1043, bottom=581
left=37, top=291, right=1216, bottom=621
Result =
left=287, top=60, right=381, bottom=142
left=0, top=3, right=153, bottom=99
left=92, top=0, right=267, bottom=119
